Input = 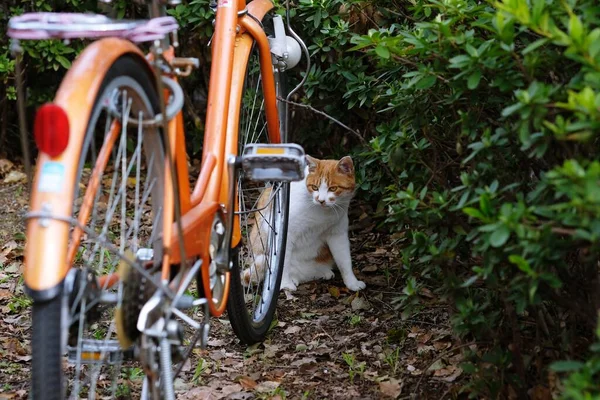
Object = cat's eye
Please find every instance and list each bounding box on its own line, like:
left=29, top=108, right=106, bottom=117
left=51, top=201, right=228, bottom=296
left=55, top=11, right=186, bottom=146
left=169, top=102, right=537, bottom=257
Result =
left=328, top=186, right=338, bottom=192
left=309, top=185, right=318, bottom=191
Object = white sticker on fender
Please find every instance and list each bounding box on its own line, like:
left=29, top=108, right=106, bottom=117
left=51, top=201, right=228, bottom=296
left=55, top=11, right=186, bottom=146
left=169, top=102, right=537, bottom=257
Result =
left=218, top=0, right=232, bottom=7
left=38, top=162, right=65, bottom=193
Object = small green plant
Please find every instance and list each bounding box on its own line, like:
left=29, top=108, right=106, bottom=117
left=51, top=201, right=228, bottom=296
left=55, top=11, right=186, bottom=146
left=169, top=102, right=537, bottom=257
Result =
left=342, top=352, right=366, bottom=384
left=348, top=314, right=362, bottom=326
left=192, top=358, right=208, bottom=385
left=92, top=327, right=107, bottom=340
left=115, top=383, right=131, bottom=397
left=123, top=367, right=144, bottom=381
left=8, top=295, right=32, bottom=314
left=384, top=347, right=401, bottom=376
left=268, top=313, right=279, bottom=333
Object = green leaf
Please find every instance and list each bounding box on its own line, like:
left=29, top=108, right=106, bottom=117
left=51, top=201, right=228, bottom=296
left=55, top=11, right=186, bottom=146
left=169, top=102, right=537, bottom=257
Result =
left=461, top=362, right=478, bottom=374
left=463, top=207, right=485, bottom=220
left=479, top=193, right=492, bottom=216
left=416, top=75, right=436, bottom=90
left=467, top=70, right=482, bottom=90
left=55, top=55, right=71, bottom=69
left=550, top=360, right=585, bottom=372
left=587, top=28, right=600, bottom=58
left=508, top=255, right=534, bottom=276
left=489, top=225, right=510, bottom=247
left=501, top=102, right=524, bottom=117
left=465, top=44, right=478, bottom=58
left=568, top=14, right=584, bottom=44
left=449, top=55, right=471, bottom=68
left=461, top=275, right=478, bottom=288
left=374, top=45, right=390, bottom=59
left=313, top=9, right=321, bottom=29
left=522, top=38, right=549, bottom=55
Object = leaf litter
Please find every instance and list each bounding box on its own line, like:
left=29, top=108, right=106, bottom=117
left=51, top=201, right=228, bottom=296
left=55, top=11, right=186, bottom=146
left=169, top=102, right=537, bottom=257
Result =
left=0, top=184, right=466, bottom=399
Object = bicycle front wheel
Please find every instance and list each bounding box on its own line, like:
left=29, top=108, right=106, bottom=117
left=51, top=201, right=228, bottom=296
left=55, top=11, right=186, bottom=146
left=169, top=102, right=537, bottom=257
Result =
left=226, top=30, right=291, bottom=344
left=31, top=55, right=165, bottom=399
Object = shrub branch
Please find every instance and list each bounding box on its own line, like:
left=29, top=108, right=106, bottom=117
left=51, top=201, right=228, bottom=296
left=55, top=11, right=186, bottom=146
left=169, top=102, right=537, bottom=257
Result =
left=278, top=97, right=396, bottom=180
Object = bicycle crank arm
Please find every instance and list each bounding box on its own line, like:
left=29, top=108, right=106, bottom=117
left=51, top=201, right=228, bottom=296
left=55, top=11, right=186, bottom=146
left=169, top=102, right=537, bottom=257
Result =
left=240, top=143, right=306, bottom=182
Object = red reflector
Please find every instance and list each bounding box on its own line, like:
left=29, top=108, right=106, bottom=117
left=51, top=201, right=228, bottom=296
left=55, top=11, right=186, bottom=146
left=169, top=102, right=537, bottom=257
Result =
left=33, top=103, right=70, bottom=157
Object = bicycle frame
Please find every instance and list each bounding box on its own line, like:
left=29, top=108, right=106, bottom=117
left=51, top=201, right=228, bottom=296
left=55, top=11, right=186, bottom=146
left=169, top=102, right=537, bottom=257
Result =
left=24, top=0, right=282, bottom=317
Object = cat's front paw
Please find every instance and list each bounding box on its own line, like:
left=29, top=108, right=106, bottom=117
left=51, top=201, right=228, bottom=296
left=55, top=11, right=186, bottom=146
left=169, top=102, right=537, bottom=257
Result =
left=280, top=280, right=297, bottom=291
left=345, top=279, right=366, bottom=291
left=322, top=269, right=335, bottom=280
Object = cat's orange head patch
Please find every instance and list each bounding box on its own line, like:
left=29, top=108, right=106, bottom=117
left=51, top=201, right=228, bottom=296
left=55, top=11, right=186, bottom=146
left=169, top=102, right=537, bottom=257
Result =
left=305, top=155, right=355, bottom=207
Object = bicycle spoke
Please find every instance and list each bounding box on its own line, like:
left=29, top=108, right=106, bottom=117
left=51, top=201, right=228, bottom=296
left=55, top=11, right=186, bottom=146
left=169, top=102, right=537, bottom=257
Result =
left=58, top=76, right=166, bottom=398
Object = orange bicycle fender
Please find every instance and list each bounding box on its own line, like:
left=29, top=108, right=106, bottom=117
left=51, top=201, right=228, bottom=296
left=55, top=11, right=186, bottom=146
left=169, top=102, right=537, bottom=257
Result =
left=246, top=0, right=274, bottom=22
left=25, top=38, right=152, bottom=300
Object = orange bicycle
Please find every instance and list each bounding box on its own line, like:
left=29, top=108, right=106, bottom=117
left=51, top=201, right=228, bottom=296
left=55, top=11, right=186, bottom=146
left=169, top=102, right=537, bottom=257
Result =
left=8, top=0, right=308, bottom=398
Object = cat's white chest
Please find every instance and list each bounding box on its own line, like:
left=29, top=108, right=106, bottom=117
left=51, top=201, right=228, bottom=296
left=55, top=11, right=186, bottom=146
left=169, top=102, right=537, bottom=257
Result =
left=285, top=181, right=347, bottom=261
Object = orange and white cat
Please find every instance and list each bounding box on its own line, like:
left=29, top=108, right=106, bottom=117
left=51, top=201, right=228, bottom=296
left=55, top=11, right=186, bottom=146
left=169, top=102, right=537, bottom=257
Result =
left=244, top=155, right=366, bottom=292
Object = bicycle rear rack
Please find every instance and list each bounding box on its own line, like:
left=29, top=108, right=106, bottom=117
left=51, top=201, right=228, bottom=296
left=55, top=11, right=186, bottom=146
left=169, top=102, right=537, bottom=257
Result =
left=7, top=13, right=178, bottom=42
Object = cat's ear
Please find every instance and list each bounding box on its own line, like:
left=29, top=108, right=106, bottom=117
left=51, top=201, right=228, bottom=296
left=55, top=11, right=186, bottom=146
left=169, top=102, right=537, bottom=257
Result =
left=337, top=156, right=354, bottom=175
left=306, top=155, right=318, bottom=173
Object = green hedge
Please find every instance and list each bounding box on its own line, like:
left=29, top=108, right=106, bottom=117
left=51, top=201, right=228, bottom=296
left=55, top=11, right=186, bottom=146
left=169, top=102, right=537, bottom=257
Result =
left=284, top=0, right=600, bottom=397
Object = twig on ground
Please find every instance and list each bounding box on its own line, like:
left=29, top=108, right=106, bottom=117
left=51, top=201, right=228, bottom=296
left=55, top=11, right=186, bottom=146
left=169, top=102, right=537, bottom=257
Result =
left=319, top=325, right=335, bottom=342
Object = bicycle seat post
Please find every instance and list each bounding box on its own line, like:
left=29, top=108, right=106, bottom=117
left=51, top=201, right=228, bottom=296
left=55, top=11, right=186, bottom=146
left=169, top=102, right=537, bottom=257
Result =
left=147, top=0, right=174, bottom=50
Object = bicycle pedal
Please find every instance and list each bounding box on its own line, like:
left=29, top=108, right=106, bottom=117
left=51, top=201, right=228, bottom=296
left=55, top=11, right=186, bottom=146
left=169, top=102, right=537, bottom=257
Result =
left=240, top=143, right=306, bottom=182
left=67, top=339, right=133, bottom=364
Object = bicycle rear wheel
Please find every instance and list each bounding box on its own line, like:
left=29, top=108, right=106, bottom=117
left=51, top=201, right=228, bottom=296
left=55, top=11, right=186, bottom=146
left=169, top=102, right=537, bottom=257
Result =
left=30, top=55, right=165, bottom=399
left=226, top=30, right=290, bottom=344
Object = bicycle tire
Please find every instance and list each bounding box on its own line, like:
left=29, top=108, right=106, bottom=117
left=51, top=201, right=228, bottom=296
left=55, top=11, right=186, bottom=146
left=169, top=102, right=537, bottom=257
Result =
left=31, top=54, right=164, bottom=399
left=226, top=27, right=291, bottom=344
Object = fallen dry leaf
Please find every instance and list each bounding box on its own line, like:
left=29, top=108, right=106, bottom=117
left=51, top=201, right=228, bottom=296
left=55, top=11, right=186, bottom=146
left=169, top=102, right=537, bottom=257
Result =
left=262, top=343, right=279, bottom=358
left=291, top=357, right=316, bottom=367
left=433, top=341, right=452, bottom=351
left=351, top=296, right=371, bottom=311
left=379, top=378, right=402, bottom=398
left=0, top=241, right=18, bottom=265
left=3, top=170, right=27, bottom=184
left=178, top=388, right=218, bottom=400
left=408, top=326, right=424, bottom=338
left=0, top=290, right=13, bottom=300
left=208, top=338, right=227, bottom=347
left=417, top=332, right=432, bottom=344
left=328, top=286, right=340, bottom=298
left=283, top=326, right=301, bottom=335
left=433, top=365, right=462, bottom=382
left=255, top=381, right=280, bottom=393
left=0, top=159, right=14, bottom=176
left=428, top=359, right=445, bottom=372
left=361, top=264, right=378, bottom=273
left=237, top=376, right=257, bottom=390
left=4, top=263, right=20, bottom=274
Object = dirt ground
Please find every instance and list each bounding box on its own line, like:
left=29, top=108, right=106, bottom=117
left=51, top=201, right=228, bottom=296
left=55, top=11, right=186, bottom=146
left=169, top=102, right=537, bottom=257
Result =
left=0, top=161, right=466, bottom=400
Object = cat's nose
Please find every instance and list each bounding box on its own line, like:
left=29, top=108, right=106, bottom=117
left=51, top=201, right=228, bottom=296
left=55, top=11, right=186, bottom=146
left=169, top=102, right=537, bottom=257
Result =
left=319, top=199, right=326, bottom=205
